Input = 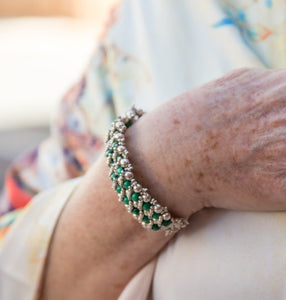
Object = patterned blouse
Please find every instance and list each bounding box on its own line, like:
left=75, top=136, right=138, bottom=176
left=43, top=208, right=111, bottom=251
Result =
left=1, top=0, right=286, bottom=299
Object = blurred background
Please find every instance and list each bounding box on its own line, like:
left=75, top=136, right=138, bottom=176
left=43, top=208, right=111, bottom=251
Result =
left=0, top=0, right=116, bottom=185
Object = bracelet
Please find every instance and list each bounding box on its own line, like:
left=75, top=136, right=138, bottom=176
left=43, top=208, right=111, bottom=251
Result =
left=105, top=106, right=189, bottom=235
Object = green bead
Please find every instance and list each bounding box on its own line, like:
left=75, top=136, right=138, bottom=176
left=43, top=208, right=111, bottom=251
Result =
left=131, top=192, right=140, bottom=202
left=106, top=149, right=113, bottom=157
left=123, top=196, right=129, bottom=205
left=132, top=208, right=139, bottom=215
left=142, top=202, right=151, bottom=211
left=117, top=167, right=124, bottom=175
left=116, top=185, right=121, bottom=193
left=123, top=180, right=131, bottom=190
left=152, top=224, right=160, bottom=231
left=111, top=173, right=118, bottom=181
left=152, top=212, right=161, bottom=219
left=116, top=155, right=122, bottom=161
left=142, top=215, right=150, bottom=223
left=109, top=161, right=114, bottom=167
left=125, top=120, right=132, bottom=128
left=162, top=219, right=172, bottom=227
left=112, top=141, right=119, bottom=148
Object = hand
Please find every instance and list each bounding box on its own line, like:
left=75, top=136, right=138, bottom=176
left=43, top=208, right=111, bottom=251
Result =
left=195, top=68, right=286, bottom=212
left=127, top=68, right=286, bottom=217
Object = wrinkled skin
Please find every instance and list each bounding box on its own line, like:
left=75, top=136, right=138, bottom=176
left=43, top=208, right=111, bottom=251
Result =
left=41, top=68, right=286, bottom=300
left=138, top=68, right=286, bottom=216
left=197, top=68, right=286, bottom=211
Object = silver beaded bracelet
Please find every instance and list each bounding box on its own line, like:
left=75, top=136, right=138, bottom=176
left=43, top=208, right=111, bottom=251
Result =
left=105, top=106, right=189, bottom=235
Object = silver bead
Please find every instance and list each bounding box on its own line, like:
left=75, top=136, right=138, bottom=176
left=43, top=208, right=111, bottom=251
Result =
left=154, top=204, right=162, bottom=213
left=125, top=167, right=133, bottom=173
left=136, top=108, right=144, bottom=116
left=121, top=158, right=129, bottom=167
left=126, top=110, right=135, bottom=119
left=108, top=141, right=113, bottom=148
left=127, top=206, right=132, bottom=213
left=137, top=200, right=143, bottom=210
left=114, top=132, right=124, bottom=140
left=119, top=194, right=124, bottom=202
left=153, top=218, right=160, bottom=225
left=142, top=193, right=151, bottom=202
left=117, top=145, right=125, bottom=153
left=115, top=121, right=126, bottom=132
left=126, top=189, right=132, bottom=199
left=120, top=117, right=128, bottom=123
left=132, top=214, right=139, bottom=220
left=117, top=180, right=123, bottom=188
left=125, top=171, right=133, bottom=180
left=147, top=222, right=153, bottom=230
left=133, top=183, right=142, bottom=193
left=142, top=222, right=148, bottom=229
left=107, top=157, right=112, bottom=167
left=105, top=134, right=110, bottom=143
left=138, top=213, right=144, bottom=222
left=115, top=121, right=124, bottom=129
left=163, top=213, right=171, bottom=220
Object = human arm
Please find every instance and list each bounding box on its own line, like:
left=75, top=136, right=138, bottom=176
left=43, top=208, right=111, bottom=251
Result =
left=41, top=68, right=286, bottom=299
left=40, top=95, right=204, bottom=300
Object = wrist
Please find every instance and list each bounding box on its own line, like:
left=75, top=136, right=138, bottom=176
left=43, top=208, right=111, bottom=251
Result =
left=125, top=100, right=206, bottom=218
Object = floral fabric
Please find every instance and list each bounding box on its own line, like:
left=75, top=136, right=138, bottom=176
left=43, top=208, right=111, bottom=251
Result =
left=1, top=0, right=286, bottom=299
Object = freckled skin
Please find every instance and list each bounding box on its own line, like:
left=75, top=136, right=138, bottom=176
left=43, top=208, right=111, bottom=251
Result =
left=184, top=158, right=192, bottom=167
left=153, top=68, right=286, bottom=213
left=167, top=176, right=173, bottom=184
left=210, top=141, right=218, bottom=150
left=204, top=155, right=210, bottom=163
left=192, top=68, right=286, bottom=211
left=195, top=124, right=202, bottom=131
left=173, top=118, right=181, bottom=125
left=41, top=68, right=286, bottom=300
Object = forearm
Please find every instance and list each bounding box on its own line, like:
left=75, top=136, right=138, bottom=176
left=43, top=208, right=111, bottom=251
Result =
left=38, top=67, right=286, bottom=299
left=41, top=157, right=170, bottom=300
left=40, top=100, right=203, bottom=300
